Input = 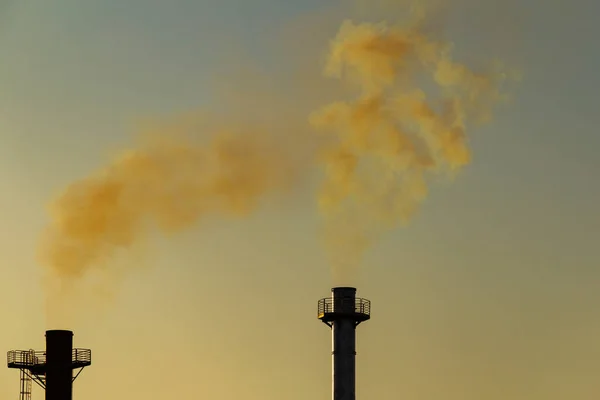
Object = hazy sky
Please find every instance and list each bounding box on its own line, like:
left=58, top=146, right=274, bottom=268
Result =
left=1, top=1, right=599, bottom=399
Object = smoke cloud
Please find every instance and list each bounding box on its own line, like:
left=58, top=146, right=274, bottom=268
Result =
left=37, top=2, right=514, bottom=315
left=310, top=12, right=511, bottom=282
left=38, top=119, right=301, bottom=325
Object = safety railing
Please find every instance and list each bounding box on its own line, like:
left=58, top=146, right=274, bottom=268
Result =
left=7, top=348, right=91, bottom=368
left=72, top=348, right=91, bottom=365
left=7, top=350, right=46, bottom=367
left=317, top=297, right=371, bottom=317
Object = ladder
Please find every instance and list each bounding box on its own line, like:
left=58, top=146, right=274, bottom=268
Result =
left=19, top=368, right=32, bottom=400
left=18, top=350, right=34, bottom=400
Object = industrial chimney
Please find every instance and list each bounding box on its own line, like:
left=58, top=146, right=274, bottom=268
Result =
left=7, top=330, right=91, bottom=400
left=45, top=330, right=74, bottom=400
left=318, top=287, right=370, bottom=400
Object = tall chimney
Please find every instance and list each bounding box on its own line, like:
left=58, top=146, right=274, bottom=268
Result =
left=7, top=330, right=91, bottom=400
left=318, top=287, right=371, bottom=400
left=45, top=330, right=73, bottom=400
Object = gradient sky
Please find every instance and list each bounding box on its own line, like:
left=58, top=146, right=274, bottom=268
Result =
left=1, top=0, right=599, bottom=399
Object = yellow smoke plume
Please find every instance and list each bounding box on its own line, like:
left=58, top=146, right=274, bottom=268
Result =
left=37, top=3, right=514, bottom=310
left=310, top=14, right=511, bottom=283
left=38, top=120, right=298, bottom=302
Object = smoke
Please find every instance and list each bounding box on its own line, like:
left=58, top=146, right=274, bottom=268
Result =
left=38, top=118, right=301, bottom=325
left=310, top=9, right=512, bottom=283
left=37, top=1, right=515, bottom=316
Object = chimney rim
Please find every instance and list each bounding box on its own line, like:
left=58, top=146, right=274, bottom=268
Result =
left=45, top=330, right=74, bottom=337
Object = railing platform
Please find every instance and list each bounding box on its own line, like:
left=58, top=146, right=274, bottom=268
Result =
left=7, top=348, right=91, bottom=372
left=317, top=297, right=371, bottom=322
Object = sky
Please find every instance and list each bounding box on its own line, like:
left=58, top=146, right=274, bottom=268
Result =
left=0, top=0, right=599, bottom=399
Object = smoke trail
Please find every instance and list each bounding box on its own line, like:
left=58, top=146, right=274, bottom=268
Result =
left=310, top=10, right=512, bottom=283
left=38, top=118, right=299, bottom=323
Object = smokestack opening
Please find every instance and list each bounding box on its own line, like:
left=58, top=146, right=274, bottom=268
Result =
left=46, top=329, right=74, bottom=336
left=332, top=286, right=356, bottom=294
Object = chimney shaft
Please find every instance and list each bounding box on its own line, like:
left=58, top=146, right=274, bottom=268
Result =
left=331, top=287, right=358, bottom=400
left=45, top=330, right=73, bottom=400
left=318, top=287, right=370, bottom=400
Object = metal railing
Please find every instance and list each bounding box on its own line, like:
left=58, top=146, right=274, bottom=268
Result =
left=7, top=348, right=91, bottom=367
left=317, top=297, right=371, bottom=316
left=72, top=348, right=91, bottom=365
left=7, top=350, right=45, bottom=367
